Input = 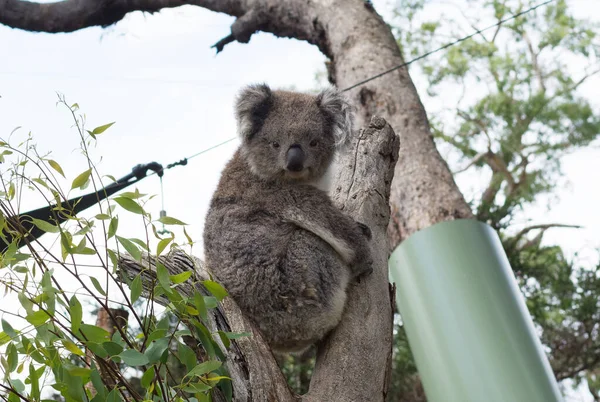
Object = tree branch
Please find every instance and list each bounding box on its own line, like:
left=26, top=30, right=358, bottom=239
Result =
left=510, top=223, right=582, bottom=248
left=0, top=0, right=243, bottom=33
left=522, top=30, right=546, bottom=93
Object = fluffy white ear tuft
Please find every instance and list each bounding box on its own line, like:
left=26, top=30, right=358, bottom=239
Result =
left=316, top=87, right=355, bottom=145
left=235, top=83, right=273, bottom=140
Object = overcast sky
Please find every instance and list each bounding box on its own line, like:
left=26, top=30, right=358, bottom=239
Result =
left=0, top=0, right=598, bottom=400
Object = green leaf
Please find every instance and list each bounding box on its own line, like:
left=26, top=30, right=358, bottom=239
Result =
left=141, top=366, right=155, bottom=389
left=118, top=349, right=149, bottom=366
left=203, top=280, right=228, bottom=301
left=113, top=197, right=144, bottom=215
left=7, top=182, right=15, bottom=200
left=187, top=360, right=222, bottom=377
left=69, top=295, right=82, bottom=334
left=79, top=324, right=111, bottom=343
left=194, top=292, right=208, bottom=321
left=47, top=160, right=65, bottom=178
left=29, top=363, right=40, bottom=400
left=30, top=218, right=59, bottom=233
left=92, top=122, right=115, bottom=135
left=9, top=379, right=25, bottom=394
left=146, top=329, right=167, bottom=344
left=26, top=310, right=51, bottom=326
left=116, top=236, right=141, bottom=261
left=193, top=320, right=216, bottom=359
left=0, top=332, right=10, bottom=346
left=130, top=275, right=142, bottom=304
left=107, top=249, right=118, bottom=273
left=32, top=177, right=50, bottom=190
left=119, top=190, right=146, bottom=200
left=144, top=338, right=169, bottom=364
left=90, top=368, right=108, bottom=399
left=177, top=342, right=197, bottom=372
left=108, top=216, right=118, bottom=239
left=129, top=237, right=149, bottom=251
left=62, top=339, right=85, bottom=356
left=204, top=296, right=218, bottom=309
left=181, top=381, right=212, bottom=393
left=89, top=276, right=107, bottom=296
left=217, top=331, right=231, bottom=349
left=18, top=292, right=34, bottom=314
left=156, top=263, right=171, bottom=292
left=95, top=213, right=111, bottom=220
left=71, top=168, right=92, bottom=190
left=65, top=363, right=91, bottom=377
left=184, top=227, right=194, bottom=244
left=102, top=341, right=124, bottom=356
left=7, top=342, right=17, bottom=372
left=157, top=216, right=187, bottom=225
left=2, top=319, right=17, bottom=339
left=86, top=342, right=109, bottom=358
left=106, top=388, right=123, bottom=402
left=156, top=236, right=173, bottom=256
left=170, top=271, right=192, bottom=284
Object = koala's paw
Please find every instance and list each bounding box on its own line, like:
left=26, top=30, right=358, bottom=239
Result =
left=355, top=262, right=374, bottom=283
left=356, top=222, right=372, bottom=240
left=353, top=253, right=374, bottom=281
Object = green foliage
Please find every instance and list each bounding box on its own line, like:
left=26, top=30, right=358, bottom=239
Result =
left=395, top=0, right=600, bottom=229
left=278, top=348, right=315, bottom=395
left=385, top=0, right=600, bottom=400
left=0, top=98, right=239, bottom=401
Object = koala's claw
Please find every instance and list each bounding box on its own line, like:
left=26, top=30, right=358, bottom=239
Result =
left=356, top=222, right=372, bottom=240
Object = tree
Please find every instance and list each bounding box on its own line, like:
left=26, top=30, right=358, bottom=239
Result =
left=0, top=0, right=476, bottom=400
left=385, top=0, right=600, bottom=400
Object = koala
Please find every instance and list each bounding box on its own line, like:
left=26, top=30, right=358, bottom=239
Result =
left=203, top=84, right=373, bottom=353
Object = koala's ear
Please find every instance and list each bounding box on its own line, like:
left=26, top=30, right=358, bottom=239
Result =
left=316, top=87, right=355, bottom=145
left=235, top=84, right=273, bottom=141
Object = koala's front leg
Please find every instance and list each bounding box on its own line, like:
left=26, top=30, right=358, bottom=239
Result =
left=280, top=189, right=373, bottom=278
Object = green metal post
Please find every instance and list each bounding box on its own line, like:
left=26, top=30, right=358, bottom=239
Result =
left=389, top=219, right=562, bottom=402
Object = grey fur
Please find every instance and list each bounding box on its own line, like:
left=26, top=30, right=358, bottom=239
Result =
left=203, top=84, right=372, bottom=353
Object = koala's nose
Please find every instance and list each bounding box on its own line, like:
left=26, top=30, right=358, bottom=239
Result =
left=286, top=144, right=305, bottom=172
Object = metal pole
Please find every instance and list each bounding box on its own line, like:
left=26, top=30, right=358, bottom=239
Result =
left=389, top=219, right=562, bottom=402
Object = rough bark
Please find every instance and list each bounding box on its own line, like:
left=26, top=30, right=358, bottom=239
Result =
left=0, top=0, right=473, bottom=248
left=119, top=116, right=399, bottom=401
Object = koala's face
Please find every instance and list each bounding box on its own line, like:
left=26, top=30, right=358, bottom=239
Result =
left=235, top=84, right=353, bottom=182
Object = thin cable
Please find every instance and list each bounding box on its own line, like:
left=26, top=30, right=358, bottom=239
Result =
left=341, top=0, right=555, bottom=92
left=186, top=137, right=237, bottom=161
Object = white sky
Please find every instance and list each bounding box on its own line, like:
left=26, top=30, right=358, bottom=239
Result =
left=0, top=0, right=599, bottom=400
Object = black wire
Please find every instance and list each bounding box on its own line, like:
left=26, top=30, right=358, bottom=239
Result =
left=341, top=0, right=554, bottom=92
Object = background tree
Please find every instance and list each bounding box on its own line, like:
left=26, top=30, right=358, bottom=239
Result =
left=384, top=0, right=600, bottom=400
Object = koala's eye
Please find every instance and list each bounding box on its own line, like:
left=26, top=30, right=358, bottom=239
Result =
left=309, top=139, right=319, bottom=147
left=271, top=141, right=280, bottom=148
